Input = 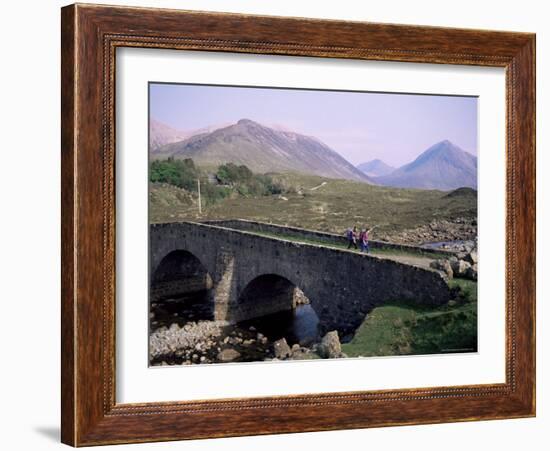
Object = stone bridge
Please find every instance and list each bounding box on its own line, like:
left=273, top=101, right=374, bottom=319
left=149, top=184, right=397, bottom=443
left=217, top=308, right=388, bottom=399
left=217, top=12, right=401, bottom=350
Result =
left=150, top=221, right=451, bottom=336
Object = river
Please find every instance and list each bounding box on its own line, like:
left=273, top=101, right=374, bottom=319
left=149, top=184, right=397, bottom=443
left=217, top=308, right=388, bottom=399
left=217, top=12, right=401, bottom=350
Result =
left=150, top=293, right=320, bottom=364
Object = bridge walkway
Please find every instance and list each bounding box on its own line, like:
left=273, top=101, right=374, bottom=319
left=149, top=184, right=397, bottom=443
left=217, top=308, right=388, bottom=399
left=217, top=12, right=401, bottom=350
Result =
left=243, top=230, right=440, bottom=271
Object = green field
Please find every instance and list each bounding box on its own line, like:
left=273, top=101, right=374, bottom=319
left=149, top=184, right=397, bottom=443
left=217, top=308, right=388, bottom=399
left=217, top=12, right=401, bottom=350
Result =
left=150, top=171, right=477, bottom=241
left=341, top=279, right=478, bottom=357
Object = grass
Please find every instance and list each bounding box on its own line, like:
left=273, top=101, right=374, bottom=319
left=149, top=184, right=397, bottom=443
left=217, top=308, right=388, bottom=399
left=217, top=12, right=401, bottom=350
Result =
left=149, top=183, right=198, bottom=221
left=342, top=279, right=478, bottom=357
left=149, top=171, right=477, bottom=239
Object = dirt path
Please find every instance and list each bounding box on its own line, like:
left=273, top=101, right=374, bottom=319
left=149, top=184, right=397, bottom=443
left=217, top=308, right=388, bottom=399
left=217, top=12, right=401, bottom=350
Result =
left=309, top=181, right=327, bottom=191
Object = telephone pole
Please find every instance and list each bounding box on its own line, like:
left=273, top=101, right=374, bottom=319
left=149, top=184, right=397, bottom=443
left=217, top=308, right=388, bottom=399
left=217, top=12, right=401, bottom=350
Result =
left=197, top=178, right=202, bottom=215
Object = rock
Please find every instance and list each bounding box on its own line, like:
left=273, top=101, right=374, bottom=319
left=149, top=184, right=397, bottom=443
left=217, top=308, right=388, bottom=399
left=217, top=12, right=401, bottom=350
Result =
left=217, top=348, right=241, bottom=362
left=200, top=356, right=206, bottom=362
left=465, top=250, right=478, bottom=265
left=273, top=338, right=291, bottom=359
left=243, top=339, right=254, bottom=346
left=318, top=331, right=342, bottom=359
left=289, top=346, right=312, bottom=360
left=293, top=288, right=310, bottom=306
left=148, top=320, right=224, bottom=361
left=429, top=259, right=453, bottom=279
left=450, top=259, right=472, bottom=277
left=465, top=264, right=478, bottom=281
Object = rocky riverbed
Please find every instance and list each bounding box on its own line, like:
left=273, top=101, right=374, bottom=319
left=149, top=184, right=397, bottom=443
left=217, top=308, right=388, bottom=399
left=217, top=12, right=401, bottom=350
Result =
left=149, top=320, right=345, bottom=366
left=149, top=298, right=342, bottom=366
left=378, top=217, right=477, bottom=247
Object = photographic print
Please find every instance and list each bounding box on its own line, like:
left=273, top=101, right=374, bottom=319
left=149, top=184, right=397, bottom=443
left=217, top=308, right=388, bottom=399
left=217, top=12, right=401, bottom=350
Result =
left=148, top=83, right=479, bottom=366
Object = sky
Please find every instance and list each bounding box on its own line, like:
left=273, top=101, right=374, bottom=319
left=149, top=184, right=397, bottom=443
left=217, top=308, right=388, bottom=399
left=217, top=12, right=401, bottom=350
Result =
left=149, top=83, right=477, bottom=167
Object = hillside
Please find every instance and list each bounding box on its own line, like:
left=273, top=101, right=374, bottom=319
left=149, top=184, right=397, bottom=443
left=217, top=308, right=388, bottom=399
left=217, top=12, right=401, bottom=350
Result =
left=374, top=140, right=477, bottom=190
left=150, top=172, right=477, bottom=244
left=154, top=119, right=373, bottom=183
left=357, top=159, right=395, bottom=177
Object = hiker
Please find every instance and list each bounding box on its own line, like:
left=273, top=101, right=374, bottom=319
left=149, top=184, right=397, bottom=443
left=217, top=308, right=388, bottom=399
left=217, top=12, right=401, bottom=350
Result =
left=359, top=227, right=370, bottom=253
left=360, top=225, right=377, bottom=253
left=346, top=226, right=358, bottom=249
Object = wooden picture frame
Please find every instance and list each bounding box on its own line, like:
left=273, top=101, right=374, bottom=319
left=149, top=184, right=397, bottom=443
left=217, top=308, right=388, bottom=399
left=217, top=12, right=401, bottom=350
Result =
left=61, top=3, right=536, bottom=446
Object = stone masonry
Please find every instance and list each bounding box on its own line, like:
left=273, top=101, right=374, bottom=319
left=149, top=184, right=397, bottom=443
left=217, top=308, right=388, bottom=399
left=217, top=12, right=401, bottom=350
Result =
left=150, top=221, right=451, bottom=336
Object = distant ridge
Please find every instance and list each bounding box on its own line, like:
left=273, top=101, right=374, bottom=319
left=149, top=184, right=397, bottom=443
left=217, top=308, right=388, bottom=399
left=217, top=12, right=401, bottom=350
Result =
left=154, top=119, right=374, bottom=183
left=149, top=119, right=231, bottom=152
left=374, top=140, right=477, bottom=190
left=357, top=159, right=396, bottom=177
left=149, top=119, right=191, bottom=151
left=444, top=187, right=477, bottom=198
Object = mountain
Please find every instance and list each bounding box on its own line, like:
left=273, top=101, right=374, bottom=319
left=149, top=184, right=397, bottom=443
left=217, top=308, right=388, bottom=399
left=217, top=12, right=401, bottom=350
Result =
left=154, top=119, right=373, bottom=183
left=149, top=119, right=230, bottom=151
left=374, top=140, right=477, bottom=190
left=357, top=159, right=396, bottom=177
left=149, top=119, right=192, bottom=151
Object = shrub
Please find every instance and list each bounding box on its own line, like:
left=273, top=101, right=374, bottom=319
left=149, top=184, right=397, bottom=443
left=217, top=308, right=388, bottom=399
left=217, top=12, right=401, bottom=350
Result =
left=150, top=159, right=287, bottom=206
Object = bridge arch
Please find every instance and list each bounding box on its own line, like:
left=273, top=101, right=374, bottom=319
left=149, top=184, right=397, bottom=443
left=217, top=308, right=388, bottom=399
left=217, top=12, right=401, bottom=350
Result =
left=150, top=249, right=213, bottom=306
left=232, top=273, right=320, bottom=324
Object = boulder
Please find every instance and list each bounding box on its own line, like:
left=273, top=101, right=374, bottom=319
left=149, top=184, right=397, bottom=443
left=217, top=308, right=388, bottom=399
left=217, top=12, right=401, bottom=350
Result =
left=465, top=250, right=478, bottom=265
left=318, top=331, right=342, bottom=359
left=450, top=259, right=472, bottom=277
left=429, top=259, right=453, bottom=279
left=217, top=348, right=241, bottom=362
left=273, top=338, right=291, bottom=359
left=465, top=264, right=478, bottom=281
left=289, top=346, right=312, bottom=360
left=293, top=288, right=310, bottom=306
